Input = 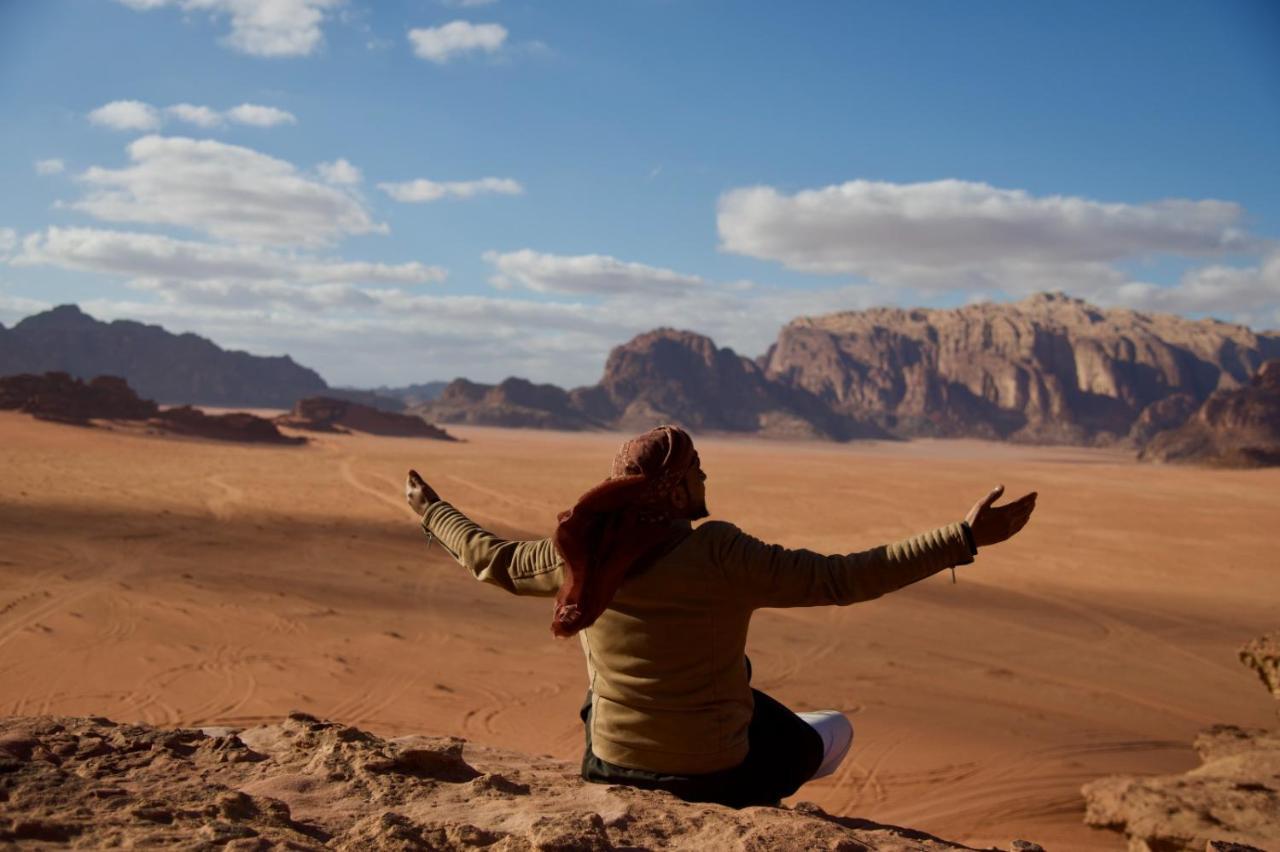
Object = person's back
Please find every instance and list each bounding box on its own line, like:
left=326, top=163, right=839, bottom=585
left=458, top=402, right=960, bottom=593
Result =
left=407, top=425, right=1036, bottom=807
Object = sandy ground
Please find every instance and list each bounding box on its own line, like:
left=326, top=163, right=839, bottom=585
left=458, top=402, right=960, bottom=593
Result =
left=1, top=412, right=1276, bottom=850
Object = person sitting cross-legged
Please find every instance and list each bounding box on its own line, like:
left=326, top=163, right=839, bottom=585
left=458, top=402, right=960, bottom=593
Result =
left=405, top=425, right=1036, bottom=808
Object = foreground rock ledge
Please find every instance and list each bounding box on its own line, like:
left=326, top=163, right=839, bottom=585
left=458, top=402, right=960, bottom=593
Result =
left=0, top=713, right=1031, bottom=851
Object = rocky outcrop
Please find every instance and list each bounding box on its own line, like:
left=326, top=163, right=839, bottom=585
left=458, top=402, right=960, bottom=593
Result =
left=0, top=371, right=303, bottom=444
left=0, top=304, right=327, bottom=406
left=277, top=397, right=456, bottom=440
left=0, top=372, right=158, bottom=424
left=1240, top=632, right=1280, bottom=704
left=153, top=407, right=305, bottom=445
left=0, top=712, right=1020, bottom=851
left=414, top=331, right=887, bottom=440
left=1139, top=360, right=1280, bottom=467
left=1082, top=634, right=1280, bottom=851
left=1128, top=393, right=1198, bottom=445
left=762, top=293, right=1280, bottom=444
left=1082, top=726, right=1280, bottom=852
left=417, top=377, right=603, bottom=431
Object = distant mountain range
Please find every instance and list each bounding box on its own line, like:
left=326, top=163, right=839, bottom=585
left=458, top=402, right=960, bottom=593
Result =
left=0, top=305, right=327, bottom=407
left=414, top=293, right=1280, bottom=446
left=6, top=297, right=1279, bottom=452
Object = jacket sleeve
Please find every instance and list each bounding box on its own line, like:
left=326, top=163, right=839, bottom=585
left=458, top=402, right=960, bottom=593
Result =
left=707, top=520, right=975, bottom=609
left=420, top=500, right=563, bottom=597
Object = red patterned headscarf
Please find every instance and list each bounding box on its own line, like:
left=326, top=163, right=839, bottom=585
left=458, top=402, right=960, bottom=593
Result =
left=551, top=425, right=699, bottom=637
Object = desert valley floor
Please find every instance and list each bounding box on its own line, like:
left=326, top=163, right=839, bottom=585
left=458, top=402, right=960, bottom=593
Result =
left=1, top=411, right=1277, bottom=850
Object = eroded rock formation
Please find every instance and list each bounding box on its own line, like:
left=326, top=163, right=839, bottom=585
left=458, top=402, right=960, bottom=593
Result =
left=1139, top=360, right=1280, bottom=467
left=0, top=712, right=1019, bottom=851
left=415, top=330, right=886, bottom=440
left=0, top=372, right=157, bottom=424
left=762, top=293, right=1280, bottom=444
left=278, top=397, right=456, bottom=440
left=0, top=372, right=303, bottom=445
left=412, top=296, right=1279, bottom=445
left=153, top=406, right=305, bottom=446
left=1082, top=634, right=1280, bottom=851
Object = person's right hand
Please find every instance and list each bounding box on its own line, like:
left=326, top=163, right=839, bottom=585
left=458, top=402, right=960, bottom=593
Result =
left=965, top=484, right=1037, bottom=549
left=406, top=469, right=440, bottom=516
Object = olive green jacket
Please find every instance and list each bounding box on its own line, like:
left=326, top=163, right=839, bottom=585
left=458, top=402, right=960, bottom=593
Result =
left=422, top=501, right=975, bottom=775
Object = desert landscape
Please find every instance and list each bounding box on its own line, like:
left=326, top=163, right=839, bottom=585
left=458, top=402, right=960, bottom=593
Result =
left=2, top=412, right=1276, bottom=849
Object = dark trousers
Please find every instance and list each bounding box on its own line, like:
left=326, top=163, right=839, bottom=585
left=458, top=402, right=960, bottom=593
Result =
left=579, top=665, right=824, bottom=808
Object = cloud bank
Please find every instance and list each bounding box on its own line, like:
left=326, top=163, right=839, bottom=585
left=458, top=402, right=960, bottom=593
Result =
left=72, top=136, right=383, bottom=247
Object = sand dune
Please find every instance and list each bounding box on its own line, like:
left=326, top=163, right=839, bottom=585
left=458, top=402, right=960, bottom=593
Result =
left=1, top=412, right=1277, bottom=849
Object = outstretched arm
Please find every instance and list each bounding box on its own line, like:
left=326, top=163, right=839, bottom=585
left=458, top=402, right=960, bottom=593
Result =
left=406, top=469, right=563, bottom=597
left=716, top=484, right=1036, bottom=609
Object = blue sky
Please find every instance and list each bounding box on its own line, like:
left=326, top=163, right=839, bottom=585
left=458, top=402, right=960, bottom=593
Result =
left=1, top=0, right=1277, bottom=387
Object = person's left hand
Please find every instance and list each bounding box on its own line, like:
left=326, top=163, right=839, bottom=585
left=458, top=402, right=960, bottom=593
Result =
left=405, top=469, right=440, bottom=516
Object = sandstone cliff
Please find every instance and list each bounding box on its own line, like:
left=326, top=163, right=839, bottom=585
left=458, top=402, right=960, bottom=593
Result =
left=0, top=712, right=1030, bottom=851
left=0, top=305, right=327, bottom=407
left=1138, top=360, right=1280, bottom=467
left=414, top=330, right=887, bottom=440
left=277, top=397, right=456, bottom=440
left=762, top=293, right=1280, bottom=444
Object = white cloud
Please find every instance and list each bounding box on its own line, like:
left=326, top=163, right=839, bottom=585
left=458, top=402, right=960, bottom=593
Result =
left=226, top=103, right=297, bottom=127
left=114, top=0, right=344, bottom=58
left=167, top=103, right=224, bottom=127
left=0, top=228, right=17, bottom=258
left=484, top=249, right=704, bottom=297
left=718, top=179, right=1254, bottom=292
left=72, top=135, right=384, bottom=247
left=35, top=159, right=65, bottom=176
left=408, top=21, right=507, bottom=64
left=379, top=176, right=522, bottom=202
left=441, top=0, right=498, bottom=7
left=88, top=100, right=162, bottom=131
left=91, top=100, right=296, bottom=133
left=1099, top=252, right=1280, bottom=326
left=317, top=158, right=361, bottom=185
left=16, top=227, right=445, bottom=287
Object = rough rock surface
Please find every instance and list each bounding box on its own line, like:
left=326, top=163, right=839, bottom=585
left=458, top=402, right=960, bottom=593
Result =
left=416, top=331, right=886, bottom=440
left=0, top=372, right=158, bottom=423
left=1081, top=633, right=1280, bottom=851
left=1139, top=360, right=1280, bottom=467
left=1128, top=393, right=1198, bottom=446
left=1239, top=632, right=1280, bottom=704
left=762, top=293, right=1280, bottom=444
left=0, top=304, right=327, bottom=407
left=0, top=712, right=1014, bottom=851
left=153, top=406, right=306, bottom=446
left=278, top=397, right=456, bottom=440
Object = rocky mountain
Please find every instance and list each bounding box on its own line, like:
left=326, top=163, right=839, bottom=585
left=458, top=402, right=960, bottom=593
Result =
left=277, top=396, right=456, bottom=440
left=414, top=330, right=887, bottom=440
left=0, top=305, right=327, bottom=407
left=0, top=711, right=1026, bottom=851
left=1138, top=360, right=1280, bottom=467
left=762, top=292, right=1280, bottom=444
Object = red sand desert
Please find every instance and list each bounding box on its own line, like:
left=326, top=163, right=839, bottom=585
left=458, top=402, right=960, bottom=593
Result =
left=1, top=411, right=1277, bottom=849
